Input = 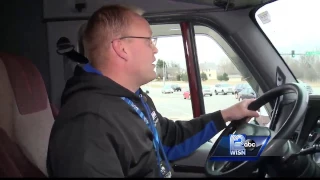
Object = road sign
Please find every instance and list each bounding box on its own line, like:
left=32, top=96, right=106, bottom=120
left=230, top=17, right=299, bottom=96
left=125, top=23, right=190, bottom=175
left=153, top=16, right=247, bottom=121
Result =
left=305, top=51, right=320, bottom=56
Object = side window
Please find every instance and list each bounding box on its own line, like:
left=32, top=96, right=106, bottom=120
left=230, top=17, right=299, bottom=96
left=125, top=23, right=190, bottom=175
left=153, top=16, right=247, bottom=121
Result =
left=194, top=25, right=271, bottom=127
left=142, top=24, right=193, bottom=121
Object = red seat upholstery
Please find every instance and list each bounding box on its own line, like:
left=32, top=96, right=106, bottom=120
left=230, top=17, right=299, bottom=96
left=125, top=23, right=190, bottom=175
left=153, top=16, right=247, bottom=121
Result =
left=0, top=53, right=55, bottom=177
left=0, top=128, right=45, bottom=177
left=50, top=103, right=59, bottom=119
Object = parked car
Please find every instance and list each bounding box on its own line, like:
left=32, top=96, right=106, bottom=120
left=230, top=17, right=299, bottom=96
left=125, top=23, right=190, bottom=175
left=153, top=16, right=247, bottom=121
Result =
left=202, top=86, right=213, bottom=96
left=297, top=79, right=313, bottom=94
left=238, top=87, right=256, bottom=101
left=183, top=88, right=190, bottom=99
left=171, top=84, right=182, bottom=92
left=183, top=86, right=213, bottom=99
left=234, top=83, right=250, bottom=95
left=161, top=85, right=174, bottom=94
left=213, top=83, right=234, bottom=95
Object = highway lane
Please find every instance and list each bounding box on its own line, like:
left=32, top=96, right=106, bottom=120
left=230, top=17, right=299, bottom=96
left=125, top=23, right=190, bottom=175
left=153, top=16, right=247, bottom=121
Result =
left=144, top=86, right=320, bottom=120
left=142, top=86, right=320, bottom=143
left=145, top=87, right=239, bottom=120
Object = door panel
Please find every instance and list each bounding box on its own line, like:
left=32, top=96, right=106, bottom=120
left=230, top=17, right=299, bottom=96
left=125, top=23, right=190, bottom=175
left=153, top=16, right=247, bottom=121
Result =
left=171, top=142, right=213, bottom=177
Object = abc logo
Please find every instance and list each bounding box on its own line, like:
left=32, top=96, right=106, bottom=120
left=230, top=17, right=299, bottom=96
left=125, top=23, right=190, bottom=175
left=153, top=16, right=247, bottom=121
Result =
left=243, top=139, right=256, bottom=151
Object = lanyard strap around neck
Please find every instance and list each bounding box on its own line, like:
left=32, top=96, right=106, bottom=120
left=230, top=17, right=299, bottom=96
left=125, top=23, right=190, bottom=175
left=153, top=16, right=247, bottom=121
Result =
left=121, top=97, right=161, bottom=160
left=121, top=96, right=171, bottom=177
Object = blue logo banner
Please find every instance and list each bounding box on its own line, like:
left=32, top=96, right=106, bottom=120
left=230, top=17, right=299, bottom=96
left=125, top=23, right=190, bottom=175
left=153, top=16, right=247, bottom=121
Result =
left=209, top=134, right=270, bottom=161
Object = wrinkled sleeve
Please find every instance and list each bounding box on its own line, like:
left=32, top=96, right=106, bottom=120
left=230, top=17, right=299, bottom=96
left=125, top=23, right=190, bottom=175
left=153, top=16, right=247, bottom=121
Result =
left=158, top=111, right=226, bottom=161
left=47, top=113, right=124, bottom=177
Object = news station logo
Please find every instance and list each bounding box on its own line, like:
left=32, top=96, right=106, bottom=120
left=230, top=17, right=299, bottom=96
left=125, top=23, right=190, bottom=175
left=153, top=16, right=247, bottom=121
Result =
left=209, top=134, right=270, bottom=161
left=229, top=134, right=256, bottom=156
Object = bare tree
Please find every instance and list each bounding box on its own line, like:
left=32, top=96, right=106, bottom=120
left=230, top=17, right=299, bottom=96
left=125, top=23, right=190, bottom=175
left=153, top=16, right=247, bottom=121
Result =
left=217, top=58, right=240, bottom=75
left=155, top=59, right=182, bottom=80
left=283, top=54, right=320, bottom=82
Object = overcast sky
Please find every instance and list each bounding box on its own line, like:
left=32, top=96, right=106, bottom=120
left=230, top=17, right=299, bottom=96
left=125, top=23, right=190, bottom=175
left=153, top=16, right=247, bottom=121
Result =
left=154, top=35, right=229, bottom=69
left=154, top=0, right=320, bottom=69
left=256, top=0, right=320, bottom=54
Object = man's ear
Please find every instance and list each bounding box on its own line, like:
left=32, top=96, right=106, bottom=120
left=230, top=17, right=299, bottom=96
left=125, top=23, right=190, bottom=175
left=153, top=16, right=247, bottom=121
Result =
left=111, top=40, right=129, bottom=60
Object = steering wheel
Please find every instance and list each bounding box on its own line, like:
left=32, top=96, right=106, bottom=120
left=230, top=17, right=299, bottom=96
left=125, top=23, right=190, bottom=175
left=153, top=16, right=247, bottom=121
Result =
left=205, top=82, right=309, bottom=177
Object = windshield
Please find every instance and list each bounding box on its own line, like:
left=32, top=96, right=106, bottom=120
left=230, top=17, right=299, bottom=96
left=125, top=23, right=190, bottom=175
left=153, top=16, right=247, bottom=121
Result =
left=221, top=84, right=231, bottom=87
left=255, top=0, right=320, bottom=95
left=297, top=79, right=303, bottom=83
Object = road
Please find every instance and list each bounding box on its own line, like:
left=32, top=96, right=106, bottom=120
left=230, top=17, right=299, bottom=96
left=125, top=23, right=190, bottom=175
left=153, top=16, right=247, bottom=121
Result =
left=144, top=86, right=320, bottom=120
left=145, top=86, right=320, bottom=142
left=145, top=87, right=239, bottom=120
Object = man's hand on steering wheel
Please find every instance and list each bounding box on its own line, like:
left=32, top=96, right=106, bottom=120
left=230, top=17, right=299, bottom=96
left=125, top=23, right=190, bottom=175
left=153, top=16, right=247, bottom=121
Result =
left=221, top=99, right=260, bottom=123
left=205, top=83, right=311, bottom=177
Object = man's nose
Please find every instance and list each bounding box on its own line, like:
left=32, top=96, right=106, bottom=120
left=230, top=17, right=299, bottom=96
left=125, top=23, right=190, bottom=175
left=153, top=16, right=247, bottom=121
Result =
left=153, top=45, right=158, bottom=54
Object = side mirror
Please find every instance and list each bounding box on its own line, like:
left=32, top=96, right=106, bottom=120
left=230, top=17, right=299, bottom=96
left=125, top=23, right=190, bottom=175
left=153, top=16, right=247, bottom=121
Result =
left=146, top=90, right=149, bottom=94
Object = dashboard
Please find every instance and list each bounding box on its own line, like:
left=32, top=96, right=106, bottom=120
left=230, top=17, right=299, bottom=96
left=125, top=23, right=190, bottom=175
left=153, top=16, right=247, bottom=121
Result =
left=170, top=95, right=320, bottom=177
left=269, top=95, right=320, bottom=166
left=302, top=119, right=320, bottom=163
left=295, top=96, right=320, bottom=165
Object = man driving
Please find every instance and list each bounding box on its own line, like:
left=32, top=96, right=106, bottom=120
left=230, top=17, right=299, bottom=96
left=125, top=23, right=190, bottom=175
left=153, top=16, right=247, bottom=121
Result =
left=46, top=4, right=259, bottom=178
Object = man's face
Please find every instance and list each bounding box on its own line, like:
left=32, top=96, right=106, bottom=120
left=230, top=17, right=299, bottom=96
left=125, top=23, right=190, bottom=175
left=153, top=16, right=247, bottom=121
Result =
left=124, top=15, right=158, bottom=85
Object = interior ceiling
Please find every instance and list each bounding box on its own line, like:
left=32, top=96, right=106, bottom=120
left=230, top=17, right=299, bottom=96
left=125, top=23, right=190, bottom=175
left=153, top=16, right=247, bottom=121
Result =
left=43, top=0, right=274, bottom=20
left=94, top=0, right=215, bottom=13
left=43, top=0, right=213, bottom=19
left=169, top=0, right=274, bottom=10
left=98, top=0, right=213, bottom=13
left=148, top=0, right=274, bottom=37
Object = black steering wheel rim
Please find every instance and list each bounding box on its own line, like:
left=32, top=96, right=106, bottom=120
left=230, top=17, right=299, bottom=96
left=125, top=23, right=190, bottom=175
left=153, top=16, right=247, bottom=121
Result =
left=205, top=82, right=309, bottom=177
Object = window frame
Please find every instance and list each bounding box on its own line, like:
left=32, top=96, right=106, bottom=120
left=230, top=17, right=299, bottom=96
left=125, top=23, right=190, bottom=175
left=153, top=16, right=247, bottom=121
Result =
left=76, top=14, right=274, bottom=120
left=148, top=17, right=270, bottom=118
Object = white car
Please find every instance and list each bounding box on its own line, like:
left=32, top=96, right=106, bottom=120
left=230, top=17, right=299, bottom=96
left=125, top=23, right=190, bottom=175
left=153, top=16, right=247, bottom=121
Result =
left=161, top=85, right=174, bottom=94
left=213, top=83, right=234, bottom=95
left=202, top=86, right=213, bottom=96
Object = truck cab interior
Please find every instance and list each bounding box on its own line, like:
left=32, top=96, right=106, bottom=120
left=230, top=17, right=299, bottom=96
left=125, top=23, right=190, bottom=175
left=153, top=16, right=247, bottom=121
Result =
left=1, top=0, right=320, bottom=177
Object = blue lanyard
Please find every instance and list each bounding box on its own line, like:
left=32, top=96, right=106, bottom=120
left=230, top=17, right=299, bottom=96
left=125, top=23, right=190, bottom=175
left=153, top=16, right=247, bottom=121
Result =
left=82, top=64, right=171, bottom=177
left=121, top=95, right=171, bottom=177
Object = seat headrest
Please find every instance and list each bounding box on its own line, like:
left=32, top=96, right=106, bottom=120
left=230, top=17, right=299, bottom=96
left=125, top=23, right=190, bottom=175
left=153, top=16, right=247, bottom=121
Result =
left=0, top=52, right=54, bottom=176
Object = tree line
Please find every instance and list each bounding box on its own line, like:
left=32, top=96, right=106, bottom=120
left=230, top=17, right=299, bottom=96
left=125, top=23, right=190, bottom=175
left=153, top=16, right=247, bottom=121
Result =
left=283, top=55, right=320, bottom=82
left=155, top=59, right=232, bottom=82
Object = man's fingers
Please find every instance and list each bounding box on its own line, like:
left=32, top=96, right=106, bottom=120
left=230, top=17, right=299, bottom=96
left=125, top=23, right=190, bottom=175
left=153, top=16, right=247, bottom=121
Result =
left=247, top=110, right=260, bottom=118
left=244, top=98, right=256, bottom=104
left=243, top=99, right=259, bottom=117
left=246, top=117, right=252, bottom=122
